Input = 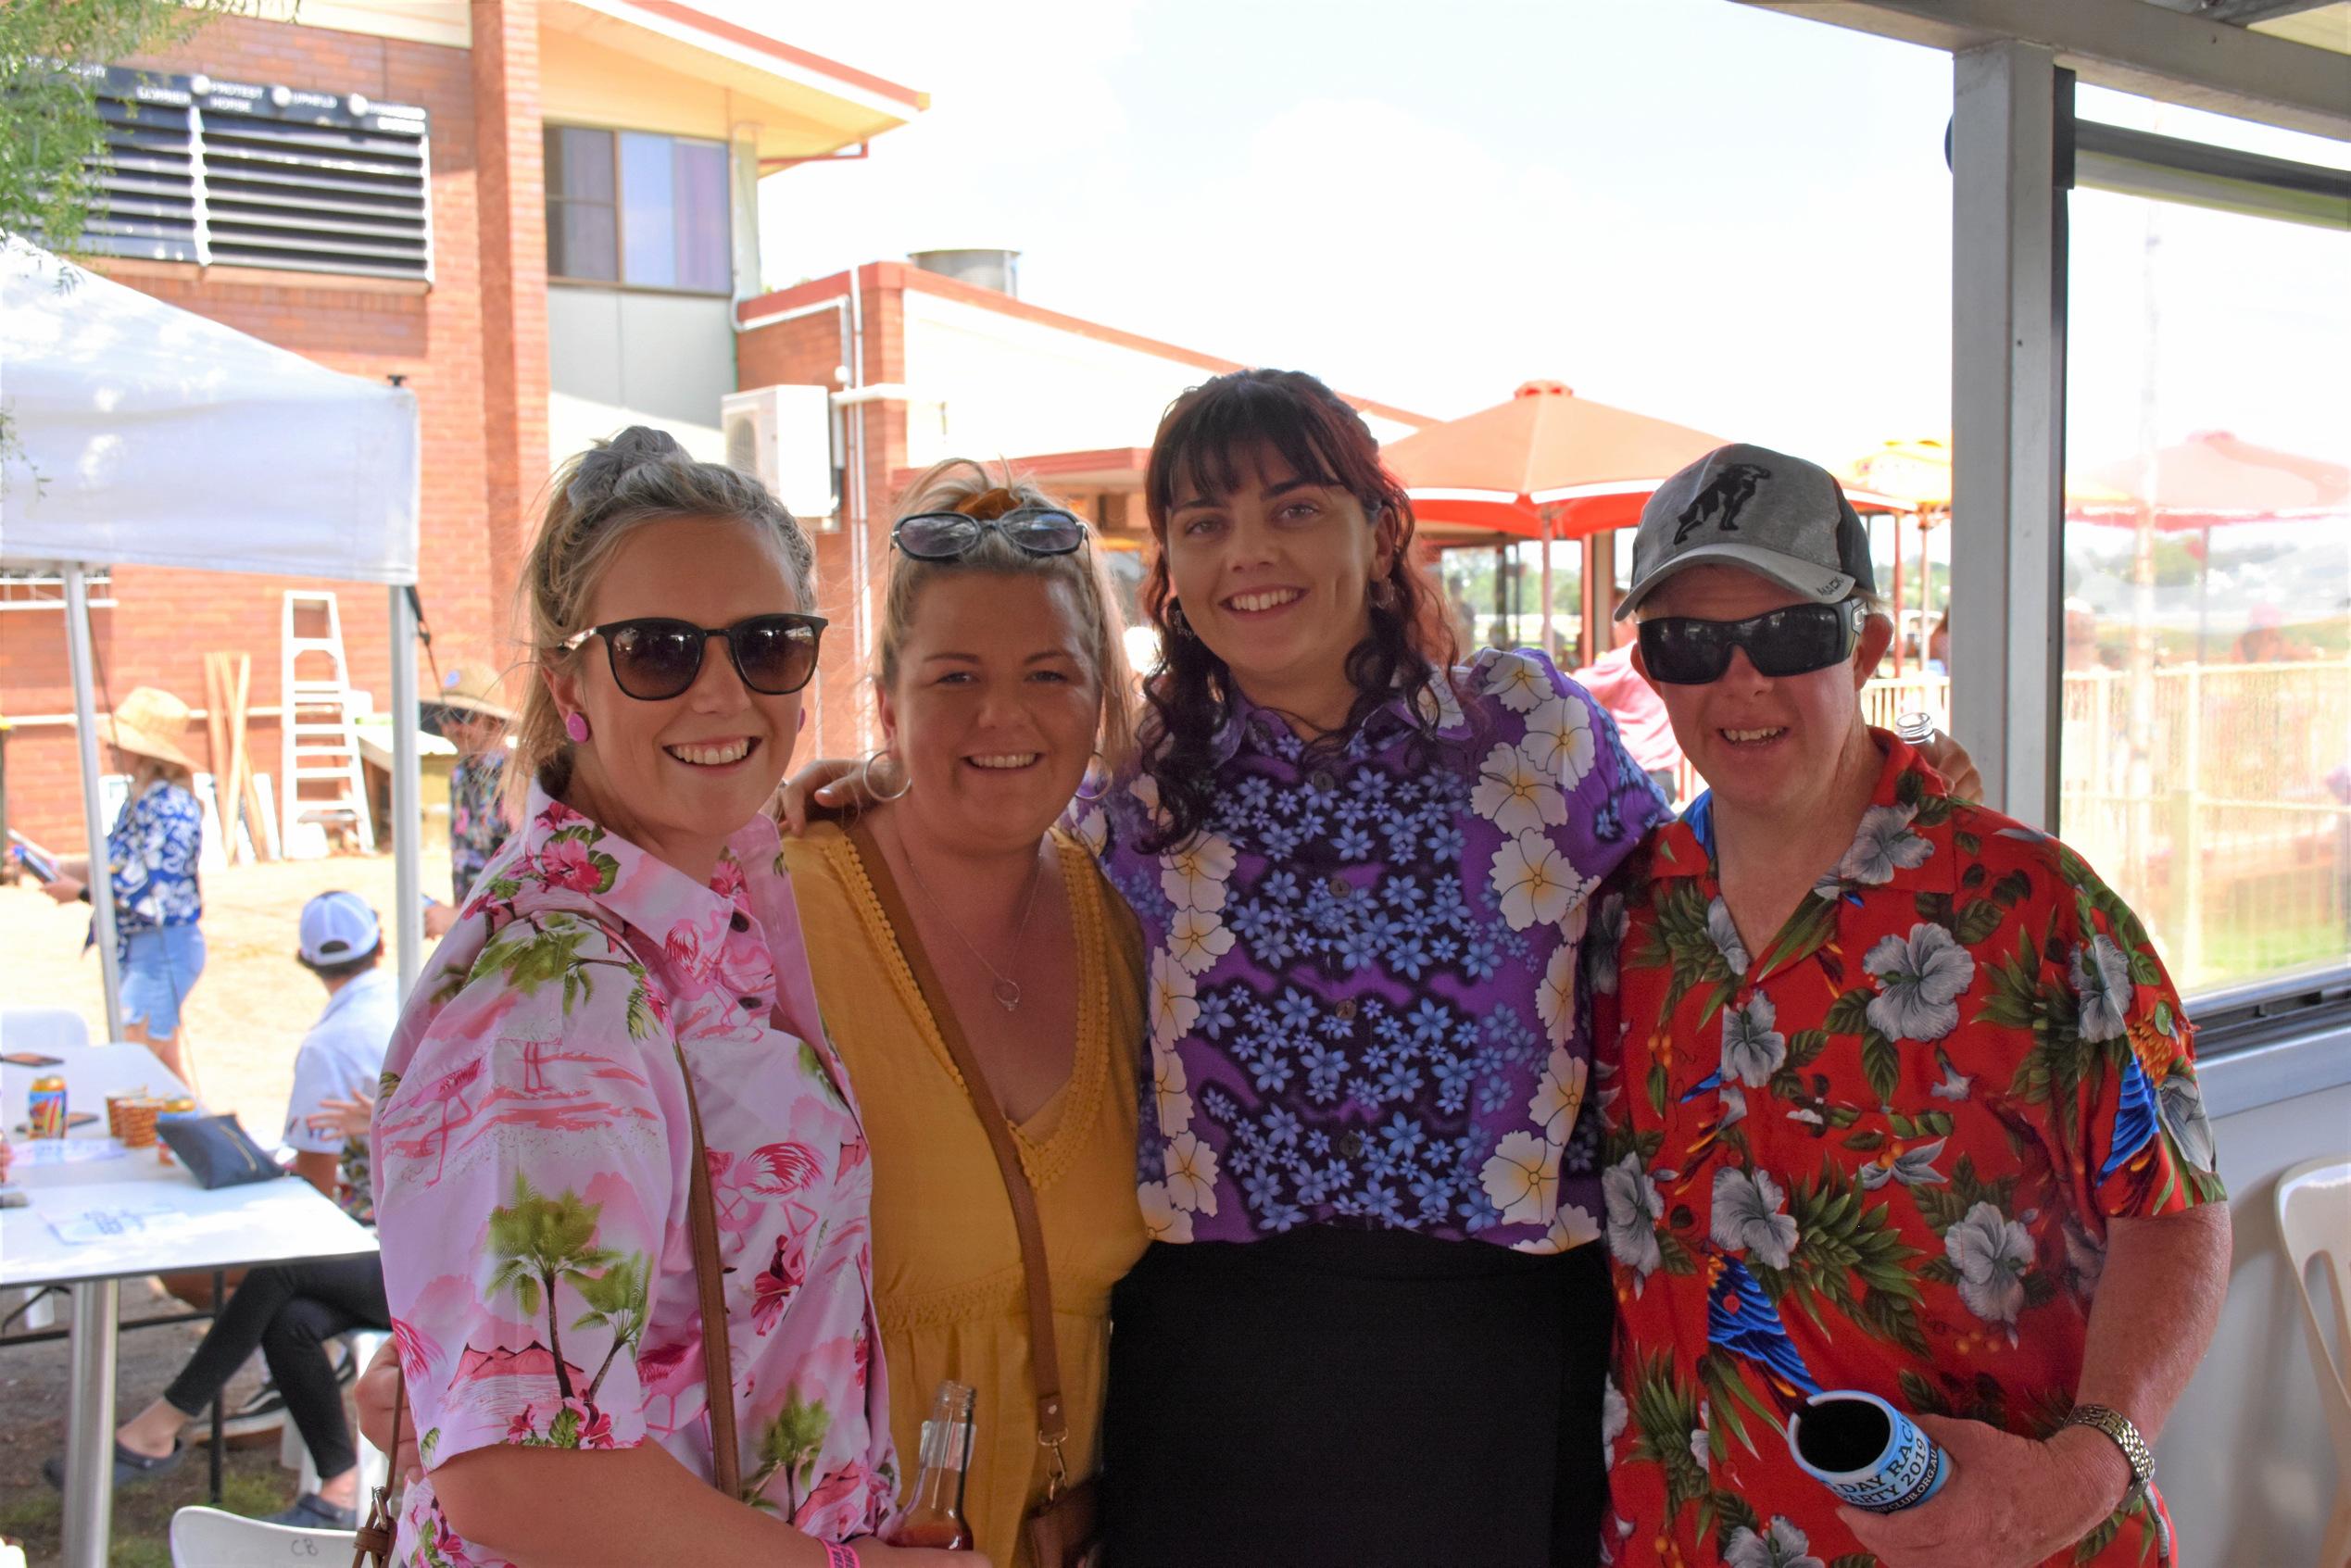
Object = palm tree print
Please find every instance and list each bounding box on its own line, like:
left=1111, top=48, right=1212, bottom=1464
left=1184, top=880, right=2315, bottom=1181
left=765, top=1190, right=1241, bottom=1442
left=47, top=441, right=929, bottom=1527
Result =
left=484, top=1172, right=618, bottom=1402
left=573, top=1253, right=652, bottom=1405
left=746, top=1387, right=831, bottom=1512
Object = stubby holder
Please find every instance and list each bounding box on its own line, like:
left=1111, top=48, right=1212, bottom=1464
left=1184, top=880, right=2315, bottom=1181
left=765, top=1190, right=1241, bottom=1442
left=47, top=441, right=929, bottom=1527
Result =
left=1786, top=1389, right=1952, bottom=1513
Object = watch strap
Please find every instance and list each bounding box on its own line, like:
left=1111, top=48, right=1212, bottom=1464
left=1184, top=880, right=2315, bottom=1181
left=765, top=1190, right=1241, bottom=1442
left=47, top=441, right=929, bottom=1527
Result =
left=2066, top=1402, right=2155, bottom=1502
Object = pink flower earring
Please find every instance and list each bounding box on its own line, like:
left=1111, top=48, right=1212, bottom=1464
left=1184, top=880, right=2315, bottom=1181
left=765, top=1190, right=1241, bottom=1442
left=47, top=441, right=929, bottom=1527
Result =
left=563, top=711, right=591, bottom=744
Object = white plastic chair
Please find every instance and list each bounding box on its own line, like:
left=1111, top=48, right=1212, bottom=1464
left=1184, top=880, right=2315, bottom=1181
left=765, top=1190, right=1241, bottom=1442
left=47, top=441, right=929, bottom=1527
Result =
left=279, top=1327, right=392, bottom=1501
left=1, top=1007, right=91, bottom=1053
left=168, top=1505, right=354, bottom=1565
left=2277, top=1156, right=2351, bottom=1568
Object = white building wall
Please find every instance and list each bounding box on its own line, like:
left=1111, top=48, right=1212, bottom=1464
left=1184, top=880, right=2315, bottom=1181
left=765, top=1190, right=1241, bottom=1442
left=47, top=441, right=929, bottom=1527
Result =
left=899, top=289, right=1421, bottom=471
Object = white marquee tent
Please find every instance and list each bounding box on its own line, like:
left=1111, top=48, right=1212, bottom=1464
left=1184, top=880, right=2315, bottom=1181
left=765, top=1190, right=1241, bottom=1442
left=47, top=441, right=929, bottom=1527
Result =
left=1, top=238, right=426, bottom=1011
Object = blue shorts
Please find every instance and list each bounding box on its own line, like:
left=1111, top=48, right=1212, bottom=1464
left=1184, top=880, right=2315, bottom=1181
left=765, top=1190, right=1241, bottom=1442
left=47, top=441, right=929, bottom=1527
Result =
left=120, top=924, right=207, bottom=1037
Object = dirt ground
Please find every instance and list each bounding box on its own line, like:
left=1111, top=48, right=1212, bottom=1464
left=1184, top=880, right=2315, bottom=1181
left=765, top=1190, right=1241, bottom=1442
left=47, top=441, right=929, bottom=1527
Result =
left=1, top=846, right=446, bottom=1565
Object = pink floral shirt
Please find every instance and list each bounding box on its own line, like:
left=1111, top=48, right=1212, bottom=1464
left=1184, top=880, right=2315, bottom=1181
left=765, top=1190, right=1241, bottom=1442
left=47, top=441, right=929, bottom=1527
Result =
left=372, top=786, right=895, bottom=1564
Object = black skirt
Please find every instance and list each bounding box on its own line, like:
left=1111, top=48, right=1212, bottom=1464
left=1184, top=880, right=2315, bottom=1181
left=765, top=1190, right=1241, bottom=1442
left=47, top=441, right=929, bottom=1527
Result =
left=1100, top=1226, right=1612, bottom=1568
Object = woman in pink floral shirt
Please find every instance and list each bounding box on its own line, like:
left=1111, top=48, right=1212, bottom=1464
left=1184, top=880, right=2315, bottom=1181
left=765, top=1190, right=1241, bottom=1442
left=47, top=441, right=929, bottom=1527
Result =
left=371, top=429, right=974, bottom=1568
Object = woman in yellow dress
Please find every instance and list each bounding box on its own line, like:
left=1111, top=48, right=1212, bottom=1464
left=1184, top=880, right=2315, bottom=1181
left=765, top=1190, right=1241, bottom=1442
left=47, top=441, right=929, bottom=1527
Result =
left=785, top=459, right=1146, bottom=1565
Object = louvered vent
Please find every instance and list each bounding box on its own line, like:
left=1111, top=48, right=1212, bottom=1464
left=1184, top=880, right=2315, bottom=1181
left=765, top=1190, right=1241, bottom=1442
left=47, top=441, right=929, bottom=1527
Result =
left=69, top=64, right=433, bottom=283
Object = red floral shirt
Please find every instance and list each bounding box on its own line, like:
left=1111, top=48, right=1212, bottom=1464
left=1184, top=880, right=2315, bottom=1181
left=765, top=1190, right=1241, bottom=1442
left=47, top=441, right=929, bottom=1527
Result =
left=1593, top=735, right=2224, bottom=1568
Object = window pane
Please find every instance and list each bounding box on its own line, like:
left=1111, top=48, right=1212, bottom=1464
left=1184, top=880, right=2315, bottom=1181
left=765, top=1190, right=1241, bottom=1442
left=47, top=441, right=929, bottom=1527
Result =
left=2060, top=184, right=2351, bottom=996
left=674, top=139, right=731, bottom=293
left=547, top=126, right=613, bottom=203
left=620, top=131, right=676, bottom=289
left=547, top=201, right=617, bottom=281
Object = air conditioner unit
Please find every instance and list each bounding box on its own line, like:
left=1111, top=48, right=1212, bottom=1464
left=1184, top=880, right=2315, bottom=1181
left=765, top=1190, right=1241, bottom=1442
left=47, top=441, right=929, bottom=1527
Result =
left=722, top=384, right=837, bottom=530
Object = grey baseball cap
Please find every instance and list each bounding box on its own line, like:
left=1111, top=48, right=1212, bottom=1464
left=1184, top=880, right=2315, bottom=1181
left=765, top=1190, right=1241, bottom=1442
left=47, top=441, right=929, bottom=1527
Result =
left=1616, top=443, right=1875, bottom=620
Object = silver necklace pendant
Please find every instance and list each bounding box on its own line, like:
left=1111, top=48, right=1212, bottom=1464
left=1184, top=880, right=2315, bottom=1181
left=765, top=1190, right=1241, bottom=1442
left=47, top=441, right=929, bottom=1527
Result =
left=993, top=978, right=1022, bottom=1011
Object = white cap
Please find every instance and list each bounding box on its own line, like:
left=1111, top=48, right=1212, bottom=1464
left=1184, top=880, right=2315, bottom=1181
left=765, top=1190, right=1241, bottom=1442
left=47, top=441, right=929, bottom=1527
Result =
left=299, top=891, right=382, bottom=966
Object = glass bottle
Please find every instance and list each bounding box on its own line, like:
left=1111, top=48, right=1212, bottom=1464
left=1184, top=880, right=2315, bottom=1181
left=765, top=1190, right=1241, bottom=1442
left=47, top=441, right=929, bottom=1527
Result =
left=891, top=1378, right=976, bottom=1549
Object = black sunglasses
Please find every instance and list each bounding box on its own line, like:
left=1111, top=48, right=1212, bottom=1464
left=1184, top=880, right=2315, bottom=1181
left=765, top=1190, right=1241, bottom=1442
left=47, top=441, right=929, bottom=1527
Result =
left=561, top=613, right=827, bottom=701
left=1637, top=600, right=1866, bottom=685
left=892, top=508, right=1087, bottom=560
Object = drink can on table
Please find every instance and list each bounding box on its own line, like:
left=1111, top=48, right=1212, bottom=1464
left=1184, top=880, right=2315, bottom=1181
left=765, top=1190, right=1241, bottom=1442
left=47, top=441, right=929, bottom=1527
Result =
left=29, top=1075, right=69, bottom=1138
left=157, top=1098, right=199, bottom=1163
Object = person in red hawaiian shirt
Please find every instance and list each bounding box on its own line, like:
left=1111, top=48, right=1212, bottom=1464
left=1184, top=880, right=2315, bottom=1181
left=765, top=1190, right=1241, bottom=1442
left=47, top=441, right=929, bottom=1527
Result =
left=1590, top=445, right=2231, bottom=1568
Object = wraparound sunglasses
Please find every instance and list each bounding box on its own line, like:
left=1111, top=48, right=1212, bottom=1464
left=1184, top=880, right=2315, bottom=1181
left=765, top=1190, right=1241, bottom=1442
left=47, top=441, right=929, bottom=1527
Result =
left=561, top=613, right=827, bottom=701
left=1636, top=599, right=1866, bottom=685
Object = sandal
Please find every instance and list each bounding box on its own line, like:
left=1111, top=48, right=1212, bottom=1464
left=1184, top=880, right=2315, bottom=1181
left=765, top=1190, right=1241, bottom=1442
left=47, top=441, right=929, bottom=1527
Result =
left=40, top=1437, right=185, bottom=1489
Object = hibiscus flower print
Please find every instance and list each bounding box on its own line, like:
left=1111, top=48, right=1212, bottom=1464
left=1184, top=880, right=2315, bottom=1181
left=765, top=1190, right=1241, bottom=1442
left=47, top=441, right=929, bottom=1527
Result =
left=1166, top=906, right=1236, bottom=976
left=1862, top=922, right=1977, bottom=1043
left=1944, top=1200, right=2033, bottom=1328
left=749, top=1227, right=809, bottom=1336
left=1601, top=1375, right=1628, bottom=1450
left=1472, top=742, right=1569, bottom=836
left=1163, top=1131, right=1222, bottom=1215
left=1720, top=992, right=1786, bottom=1088
left=538, top=834, right=604, bottom=894
left=1708, top=1165, right=1799, bottom=1268
left=1138, top=1180, right=1194, bottom=1242
left=1706, top=897, right=1749, bottom=976
left=1827, top=803, right=1934, bottom=887
left=1483, top=651, right=1550, bottom=713
left=1724, top=1517, right=1825, bottom=1568
left=2157, top=1069, right=2219, bottom=1173
left=1490, top=829, right=1594, bottom=931
left=1520, top=695, right=1597, bottom=788
left=2070, top=933, right=2134, bottom=1042
left=1603, top=1151, right=1665, bottom=1280
left=1480, top=1130, right=1561, bottom=1227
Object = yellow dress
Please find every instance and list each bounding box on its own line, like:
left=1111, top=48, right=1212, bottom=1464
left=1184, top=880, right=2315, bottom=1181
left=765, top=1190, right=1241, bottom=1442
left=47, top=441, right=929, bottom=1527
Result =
left=783, top=822, right=1148, bottom=1567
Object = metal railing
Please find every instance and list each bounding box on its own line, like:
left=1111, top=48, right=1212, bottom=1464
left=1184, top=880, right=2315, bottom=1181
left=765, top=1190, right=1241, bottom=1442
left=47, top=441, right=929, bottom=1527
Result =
left=1661, top=660, right=2349, bottom=995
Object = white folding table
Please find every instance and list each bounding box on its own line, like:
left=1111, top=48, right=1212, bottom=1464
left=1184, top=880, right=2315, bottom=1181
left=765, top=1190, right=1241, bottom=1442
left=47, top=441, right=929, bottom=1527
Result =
left=3, top=1043, right=377, bottom=1568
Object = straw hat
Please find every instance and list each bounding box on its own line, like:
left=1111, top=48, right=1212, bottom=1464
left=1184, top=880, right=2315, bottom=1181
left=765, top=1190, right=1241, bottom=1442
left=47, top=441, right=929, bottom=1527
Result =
left=434, top=662, right=514, bottom=721
left=98, top=686, right=196, bottom=771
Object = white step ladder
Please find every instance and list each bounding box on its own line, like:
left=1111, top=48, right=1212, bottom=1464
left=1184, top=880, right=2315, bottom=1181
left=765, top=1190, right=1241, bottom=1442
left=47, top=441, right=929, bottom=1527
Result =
left=279, top=590, right=376, bottom=854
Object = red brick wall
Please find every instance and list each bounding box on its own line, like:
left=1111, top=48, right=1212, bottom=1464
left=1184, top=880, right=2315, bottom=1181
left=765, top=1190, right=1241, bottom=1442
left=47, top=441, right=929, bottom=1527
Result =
left=1, top=12, right=507, bottom=848
left=735, top=272, right=916, bottom=761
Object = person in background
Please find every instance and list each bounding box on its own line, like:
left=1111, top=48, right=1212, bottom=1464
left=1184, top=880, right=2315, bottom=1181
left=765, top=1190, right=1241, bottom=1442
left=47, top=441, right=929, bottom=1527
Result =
left=44, top=892, right=401, bottom=1529
left=1576, top=589, right=1686, bottom=805
left=424, top=662, right=516, bottom=940
left=785, top=459, right=1147, bottom=1564
left=1926, top=609, right=1951, bottom=675
left=2234, top=603, right=2307, bottom=664
left=39, top=685, right=207, bottom=1086
left=1594, top=445, right=2230, bottom=1568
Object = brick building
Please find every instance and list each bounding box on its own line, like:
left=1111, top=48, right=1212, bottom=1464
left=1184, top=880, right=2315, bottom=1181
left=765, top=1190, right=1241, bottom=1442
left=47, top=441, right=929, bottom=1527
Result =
left=0, top=0, right=922, bottom=845
left=733, top=261, right=1437, bottom=756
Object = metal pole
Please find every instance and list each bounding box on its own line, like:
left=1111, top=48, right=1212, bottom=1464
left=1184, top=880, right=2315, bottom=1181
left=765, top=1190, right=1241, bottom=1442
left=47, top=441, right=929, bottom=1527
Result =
left=62, top=1277, right=119, bottom=1568
left=1539, top=510, right=1556, bottom=663
left=63, top=564, right=124, bottom=1041
left=391, top=585, right=423, bottom=997
left=1950, top=43, right=2069, bottom=827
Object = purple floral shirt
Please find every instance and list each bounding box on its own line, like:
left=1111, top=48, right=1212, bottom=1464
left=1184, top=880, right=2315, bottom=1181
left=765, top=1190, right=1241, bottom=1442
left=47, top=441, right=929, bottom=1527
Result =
left=1087, top=647, right=1670, bottom=1252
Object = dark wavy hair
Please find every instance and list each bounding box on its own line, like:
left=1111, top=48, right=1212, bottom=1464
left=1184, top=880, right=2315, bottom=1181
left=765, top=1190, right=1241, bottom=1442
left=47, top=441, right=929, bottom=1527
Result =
left=1138, top=369, right=1462, bottom=850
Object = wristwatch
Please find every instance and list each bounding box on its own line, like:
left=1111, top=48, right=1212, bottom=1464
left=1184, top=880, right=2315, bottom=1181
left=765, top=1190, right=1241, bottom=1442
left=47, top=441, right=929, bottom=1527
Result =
left=2066, top=1403, right=2156, bottom=1506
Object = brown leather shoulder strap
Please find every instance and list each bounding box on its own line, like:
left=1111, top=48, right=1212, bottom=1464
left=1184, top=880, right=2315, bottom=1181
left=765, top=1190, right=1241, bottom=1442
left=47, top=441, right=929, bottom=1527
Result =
left=673, top=1035, right=742, bottom=1499
left=848, top=818, right=1070, bottom=1450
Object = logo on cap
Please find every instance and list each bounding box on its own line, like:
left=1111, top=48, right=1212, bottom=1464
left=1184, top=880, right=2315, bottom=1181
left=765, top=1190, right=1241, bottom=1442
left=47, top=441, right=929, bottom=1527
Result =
left=1673, top=462, right=1774, bottom=546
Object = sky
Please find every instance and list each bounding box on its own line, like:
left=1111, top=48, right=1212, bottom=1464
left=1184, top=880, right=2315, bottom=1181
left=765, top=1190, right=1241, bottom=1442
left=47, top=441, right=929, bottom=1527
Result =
left=710, top=0, right=2348, bottom=476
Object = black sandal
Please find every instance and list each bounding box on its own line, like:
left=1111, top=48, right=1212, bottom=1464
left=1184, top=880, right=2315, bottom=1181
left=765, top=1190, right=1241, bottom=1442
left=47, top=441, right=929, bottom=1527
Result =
left=40, top=1437, right=185, bottom=1489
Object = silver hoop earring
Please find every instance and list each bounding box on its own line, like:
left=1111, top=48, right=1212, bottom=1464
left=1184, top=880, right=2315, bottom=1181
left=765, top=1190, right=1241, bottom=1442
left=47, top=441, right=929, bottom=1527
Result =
left=1369, top=579, right=1398, bottom=611
left=1075, top=751, right=1110, bottom=802
left=860, top=747, right=912, bottom=801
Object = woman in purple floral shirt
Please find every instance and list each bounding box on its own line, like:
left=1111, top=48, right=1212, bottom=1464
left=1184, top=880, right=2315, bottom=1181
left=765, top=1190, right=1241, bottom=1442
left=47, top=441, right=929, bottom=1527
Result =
left=1086, top=370, right=1669, bottom=1566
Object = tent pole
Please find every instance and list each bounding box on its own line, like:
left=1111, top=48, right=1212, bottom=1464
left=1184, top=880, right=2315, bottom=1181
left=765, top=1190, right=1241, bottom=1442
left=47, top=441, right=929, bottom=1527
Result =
left=1539, top=509, right=1556, bottom=662
left=63, top=563, right=124, bottom=1042
left=390, top=585, right=422, bottom=998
